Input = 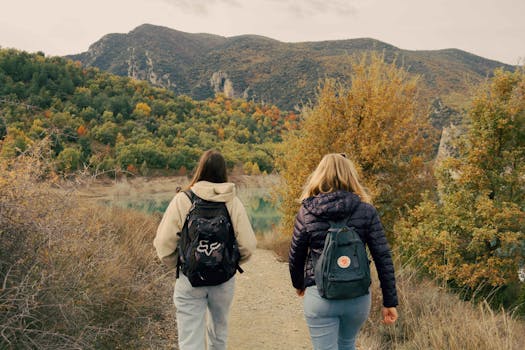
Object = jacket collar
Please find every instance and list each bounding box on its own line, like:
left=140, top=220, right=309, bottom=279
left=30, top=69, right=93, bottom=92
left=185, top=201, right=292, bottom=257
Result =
left=302, top=191, right=361, bottom=220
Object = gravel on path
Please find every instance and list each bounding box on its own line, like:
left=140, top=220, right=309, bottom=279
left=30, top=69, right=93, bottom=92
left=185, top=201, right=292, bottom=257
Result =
left=228, top=249, right=311, bottom=350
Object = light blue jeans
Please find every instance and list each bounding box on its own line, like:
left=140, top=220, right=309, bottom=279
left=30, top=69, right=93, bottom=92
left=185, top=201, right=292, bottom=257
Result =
left=174, top=273, right=235, bottom=350
left=304, top=286, right=371, bottom=350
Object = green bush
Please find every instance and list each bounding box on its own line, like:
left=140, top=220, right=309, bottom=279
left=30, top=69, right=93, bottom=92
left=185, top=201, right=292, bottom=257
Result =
left=56, top=147, right=81, bottom=172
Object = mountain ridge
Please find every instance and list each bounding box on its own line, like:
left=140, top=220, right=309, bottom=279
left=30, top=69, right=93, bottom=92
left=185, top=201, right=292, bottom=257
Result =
left=68, top=24, right=514, bottom=110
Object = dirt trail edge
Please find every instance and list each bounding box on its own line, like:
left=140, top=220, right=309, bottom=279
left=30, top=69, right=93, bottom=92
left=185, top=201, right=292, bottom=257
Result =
left=228, top=249, right=311, bottom=350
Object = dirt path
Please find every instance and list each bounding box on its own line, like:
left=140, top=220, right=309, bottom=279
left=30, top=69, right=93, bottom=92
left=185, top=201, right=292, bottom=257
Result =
left=228, top=249, right=311, bottom=350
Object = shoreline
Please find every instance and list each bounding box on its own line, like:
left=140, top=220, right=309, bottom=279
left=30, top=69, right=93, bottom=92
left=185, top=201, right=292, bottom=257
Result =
left=74, top=174, right=281, bottom=200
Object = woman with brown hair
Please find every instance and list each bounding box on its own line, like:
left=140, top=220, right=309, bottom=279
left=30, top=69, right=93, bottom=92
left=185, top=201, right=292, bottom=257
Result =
left=154, top=150, right=257, bottom=350
left=289, top=153, right=398, bottom=350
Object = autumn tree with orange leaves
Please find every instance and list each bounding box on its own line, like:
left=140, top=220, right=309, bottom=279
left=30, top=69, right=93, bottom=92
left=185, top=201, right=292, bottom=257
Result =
left=276, top=53, right=436, bottom=236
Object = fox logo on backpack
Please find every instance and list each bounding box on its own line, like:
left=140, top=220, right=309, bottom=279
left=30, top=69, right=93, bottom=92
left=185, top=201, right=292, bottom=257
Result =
left=177, top=190, right=243, bottom=287
left=314, top=219, right=371, bottom=299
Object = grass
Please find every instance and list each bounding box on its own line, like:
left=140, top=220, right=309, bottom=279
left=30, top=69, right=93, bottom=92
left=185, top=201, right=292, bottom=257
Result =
left=0, top=151, right=177, bottom=349
left=358, top=259, right=524, bottom=350
left=264, top=230, right=525, bottom=350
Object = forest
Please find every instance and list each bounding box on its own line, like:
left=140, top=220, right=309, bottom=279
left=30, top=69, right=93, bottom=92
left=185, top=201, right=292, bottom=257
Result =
left=0, top=49, right=298, bottom=176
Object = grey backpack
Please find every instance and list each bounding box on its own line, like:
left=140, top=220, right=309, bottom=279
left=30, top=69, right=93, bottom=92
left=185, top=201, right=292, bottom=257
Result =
left=314, top=219, right=371, bottom=299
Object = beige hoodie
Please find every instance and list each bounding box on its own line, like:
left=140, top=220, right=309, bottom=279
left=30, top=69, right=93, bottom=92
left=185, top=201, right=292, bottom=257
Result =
left=153, top=181, right=257, bottom=268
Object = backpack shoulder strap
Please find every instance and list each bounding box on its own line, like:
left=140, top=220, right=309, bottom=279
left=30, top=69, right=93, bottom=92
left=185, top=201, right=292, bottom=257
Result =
left=182, top=190, right=196, bottom=203
left=182, top=190, right=200, bottom=216
left=179, top=190, right=196, bottom=223
left=330, top=215, right=357, bottom=228
left=328, top=217, right=362, bottom=242
left=176, top=190, right=196, bottom=279
left=328, top=219, right=345, bottom=228
left=327, top=218, right=350, bottom=233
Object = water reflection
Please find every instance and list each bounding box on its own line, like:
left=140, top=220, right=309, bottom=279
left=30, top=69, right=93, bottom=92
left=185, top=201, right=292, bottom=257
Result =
left=102, top=192, right=280, bottom=235
left=244, top=196, right=281, bottom=234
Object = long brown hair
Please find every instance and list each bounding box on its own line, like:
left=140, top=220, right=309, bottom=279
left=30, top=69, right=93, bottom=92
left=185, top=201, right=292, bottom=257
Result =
left=300, top=153, right=371, bottom=203
left=188, top=150, right=228, bottom=187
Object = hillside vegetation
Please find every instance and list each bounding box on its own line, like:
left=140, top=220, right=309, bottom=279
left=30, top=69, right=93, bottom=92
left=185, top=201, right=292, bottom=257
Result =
left=398, top=67, right=525, bottom=309
left=68, top=24, right=514, bottom=110
left=0, top=149, right=176, bottom=349
left=0, top=49, right=297, bottom=175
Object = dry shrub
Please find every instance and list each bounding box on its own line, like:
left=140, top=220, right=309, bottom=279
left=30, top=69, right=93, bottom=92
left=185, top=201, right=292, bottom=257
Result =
left=358, top=258, right=524, bottom=350
left=256, top=229, right=291, bottom=262
left=0, top=150, right=176, bottom=349
left=265, top=212, right=524, bottom=349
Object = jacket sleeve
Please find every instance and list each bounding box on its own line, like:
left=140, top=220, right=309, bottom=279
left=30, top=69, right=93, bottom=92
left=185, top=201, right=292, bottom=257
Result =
left=289, top=206, right=309, bottom=289
left=229, top=197, right=257, bottom=264
left=153, top=192, right=191, bottom=268
left=364, top=206, right=398, bottom=307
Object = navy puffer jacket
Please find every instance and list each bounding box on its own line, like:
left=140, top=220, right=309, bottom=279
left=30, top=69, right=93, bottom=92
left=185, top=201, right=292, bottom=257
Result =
left=289, top=190, right=398, bottom=307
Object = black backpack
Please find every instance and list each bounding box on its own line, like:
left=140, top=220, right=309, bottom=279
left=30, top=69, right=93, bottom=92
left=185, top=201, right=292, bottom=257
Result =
left=177, top=190, right=243, bottom=287
left=314, top=218, right=371, bottom=299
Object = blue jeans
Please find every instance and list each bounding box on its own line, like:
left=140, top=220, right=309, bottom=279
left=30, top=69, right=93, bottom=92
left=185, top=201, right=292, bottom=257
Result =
left=303, top=286, right=371, bottom=350
left=174, top=273, right=235, bottom=350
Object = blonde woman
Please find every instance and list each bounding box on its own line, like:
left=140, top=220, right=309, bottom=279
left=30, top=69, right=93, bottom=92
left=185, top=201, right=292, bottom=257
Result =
left=289, top=153, right=398, bottom=350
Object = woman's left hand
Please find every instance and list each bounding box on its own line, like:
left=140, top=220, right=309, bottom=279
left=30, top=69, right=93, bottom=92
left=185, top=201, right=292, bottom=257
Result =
left=296, top=289, right=305, bottom=297
left=381, top=307, right=398, bottom=324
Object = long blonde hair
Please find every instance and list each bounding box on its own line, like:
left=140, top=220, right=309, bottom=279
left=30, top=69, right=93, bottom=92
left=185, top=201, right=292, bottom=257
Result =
left=300, top=153, right=371, bottom=203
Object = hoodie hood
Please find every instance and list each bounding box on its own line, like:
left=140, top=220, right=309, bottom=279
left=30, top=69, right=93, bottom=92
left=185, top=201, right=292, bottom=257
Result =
left=302, top=191, right=362, bottom=220
left=191, top=181, right=236, bottom=202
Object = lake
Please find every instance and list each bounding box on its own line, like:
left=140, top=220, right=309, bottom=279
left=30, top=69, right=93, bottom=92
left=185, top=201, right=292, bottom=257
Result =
left=95, top=178, right=281, bottom=235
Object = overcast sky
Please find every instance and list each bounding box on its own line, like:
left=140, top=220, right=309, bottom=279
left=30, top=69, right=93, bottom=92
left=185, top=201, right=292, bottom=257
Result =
left=0, top=0, right=523, bottom=65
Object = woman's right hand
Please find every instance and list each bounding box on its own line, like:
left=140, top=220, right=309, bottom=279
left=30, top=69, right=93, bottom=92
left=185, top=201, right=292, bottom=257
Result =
left=381, top=307, right=398, bottom=325
left=296, top=289, right=305, bottom=297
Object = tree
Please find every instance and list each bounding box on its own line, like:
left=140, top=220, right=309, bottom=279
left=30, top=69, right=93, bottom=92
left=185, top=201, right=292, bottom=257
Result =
left=77, top=125, right=87, bottom=137
left=79, top=106, right=98, bottom=122
left=29, top=119, right=46, bottom=139
left=250, top=162, right=261, bottom=175
left=276, top=53, right=435, bottom=235
left=92, top=121, right=119, bottom=146
left=0, top=127, right=32, bottom=158
left=132, top=102, right=151, bottom=118
left=397, top=68, right=525, bottom=305
left=116, top=140, right=167, bottom=169
left=56, top=147, right=81, bottom=172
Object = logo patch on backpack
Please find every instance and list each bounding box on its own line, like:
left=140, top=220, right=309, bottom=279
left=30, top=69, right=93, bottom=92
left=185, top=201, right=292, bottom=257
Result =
left=337, top=255, right=351, bottom=268
left=177, top=190, right=242, bottom=287
left=197, top=240, right=222, bottom=256
left=314, top=219, right=371, bottom=300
